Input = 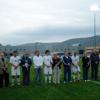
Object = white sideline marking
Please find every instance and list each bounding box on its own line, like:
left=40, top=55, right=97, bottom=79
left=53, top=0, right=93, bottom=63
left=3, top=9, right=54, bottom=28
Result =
left=90, top=80, right=100, bottom=85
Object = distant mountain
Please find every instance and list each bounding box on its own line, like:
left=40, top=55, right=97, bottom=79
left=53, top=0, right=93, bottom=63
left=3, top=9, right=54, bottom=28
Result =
left=0, top=35, right=100, bottom=52
left=18, top=35, right=100, bottom=47
left=59, top=35, right=100, bottom=48
left=16, top=35, right=100, bottom=51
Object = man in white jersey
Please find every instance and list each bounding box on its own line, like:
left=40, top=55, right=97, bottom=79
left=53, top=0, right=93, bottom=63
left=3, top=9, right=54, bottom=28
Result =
left=10, top=51, right=21, bottom=86
left=71, top=53, right=80, bottom=82
left=33, top=50, right=43, bottom=84
left=43, top=50, right=52, bottom=83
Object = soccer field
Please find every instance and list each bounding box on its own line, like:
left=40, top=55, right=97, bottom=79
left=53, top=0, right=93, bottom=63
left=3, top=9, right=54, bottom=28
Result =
left=0, top=62, right=100, bottom=100
left=0, top=82, right=100, bottom=100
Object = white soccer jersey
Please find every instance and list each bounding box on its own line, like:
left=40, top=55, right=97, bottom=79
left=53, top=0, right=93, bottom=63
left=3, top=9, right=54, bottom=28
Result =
left=43, top=55, right=53, bottom=75
left=71, top=55, right=79, bottom=66
left=10, top=56, right=21, bottom=66
left=71, top=55, right=80, bottom=72
left=43, top=55, right=52, bottom=67
left=10, top=56, right=21, bottom=76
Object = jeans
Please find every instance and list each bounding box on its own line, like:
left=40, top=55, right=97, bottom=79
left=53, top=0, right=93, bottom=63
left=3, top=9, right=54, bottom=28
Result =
left=64, top=66, right=71, bottom=82
left=91, top=62, right=98, bottom=80
left=34, top=67, right=42, bottom=84
left=83, top=65, right=89, bottom=80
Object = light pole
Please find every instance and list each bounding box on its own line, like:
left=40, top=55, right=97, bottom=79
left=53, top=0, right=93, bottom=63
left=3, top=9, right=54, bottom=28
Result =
left=93, top=11, right=96, bottom=47
left=90, top=4, right=99, bottom=48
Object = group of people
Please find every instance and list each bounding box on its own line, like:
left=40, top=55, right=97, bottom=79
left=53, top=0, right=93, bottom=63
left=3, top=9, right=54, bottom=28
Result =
left=0, top=49, right=100, bottom=88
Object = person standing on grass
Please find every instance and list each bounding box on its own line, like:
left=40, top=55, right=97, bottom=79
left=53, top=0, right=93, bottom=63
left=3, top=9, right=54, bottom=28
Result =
left=71, top=53, right=81, bottom=82
left=20, top=53, right=32, bottom=86
left=10, top=51, right=21, bottom=86
left=52, top=53, right=62, bottom=84
left=90, top=49, right=99, bottom=81
left=63, top=51, right=72, bottom=83
left=82, top=52, right=90, bottom=82
left=33, top=50, right=43, bottom=84
left=43, top=50, right=53, bottom=83
left=0, top=52, right=9, bottom=88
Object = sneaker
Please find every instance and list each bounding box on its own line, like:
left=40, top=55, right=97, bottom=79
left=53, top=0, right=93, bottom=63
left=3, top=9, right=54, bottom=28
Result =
left=17, top=83, right=20, bottom=86
left=11, top=84, right=14, bottom=87
left=64, top=81, right=66, bottom=84
left=87, top=80, right=90, bottom=82
left=77, top=80, right=81, bottom=82
left=49, top=81, right=51, bottom=83
left=74, top=80, right=76, bottom=82
left=85, top=80, right=87, bottom=82
left=70, top=81, right=72, bottom=83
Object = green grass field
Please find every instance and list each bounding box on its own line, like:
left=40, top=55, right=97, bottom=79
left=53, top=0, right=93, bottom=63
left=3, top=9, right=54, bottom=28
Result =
left=0, top=61, right=100, bottom=100
left=0, top=82, right=100, bottom=100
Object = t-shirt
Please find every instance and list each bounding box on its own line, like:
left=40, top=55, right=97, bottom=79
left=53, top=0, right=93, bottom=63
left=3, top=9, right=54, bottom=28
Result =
left=43, top=55, right=52, bottom=67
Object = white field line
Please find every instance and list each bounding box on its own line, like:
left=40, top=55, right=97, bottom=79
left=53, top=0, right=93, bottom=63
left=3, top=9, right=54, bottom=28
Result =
left=89, top=80, right=100, bottom=85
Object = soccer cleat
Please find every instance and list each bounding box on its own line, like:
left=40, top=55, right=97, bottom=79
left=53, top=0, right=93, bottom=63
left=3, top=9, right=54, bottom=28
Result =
left=64, top=81, right=66, bottom=84
left=17, top=83, right=20, bottom=86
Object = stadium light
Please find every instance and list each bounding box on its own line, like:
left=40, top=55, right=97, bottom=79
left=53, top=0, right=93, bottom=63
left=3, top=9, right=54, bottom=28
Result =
left=90, top=4, right=100, bottom=11
left=90, top=4, right=100, bottom=47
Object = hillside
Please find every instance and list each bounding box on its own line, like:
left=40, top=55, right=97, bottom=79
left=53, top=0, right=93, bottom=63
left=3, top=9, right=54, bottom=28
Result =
left=0, top=35, right=100, bottom=52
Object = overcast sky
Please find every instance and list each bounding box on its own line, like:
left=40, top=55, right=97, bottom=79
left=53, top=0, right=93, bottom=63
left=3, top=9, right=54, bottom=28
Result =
left=0, top=0, right=100, bottom=45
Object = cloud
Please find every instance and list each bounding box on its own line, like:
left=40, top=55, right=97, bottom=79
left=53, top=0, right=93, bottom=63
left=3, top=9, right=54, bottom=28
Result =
left=1, top=25, right=100, bottom=45
left=0, top=0, right=100, bottom=45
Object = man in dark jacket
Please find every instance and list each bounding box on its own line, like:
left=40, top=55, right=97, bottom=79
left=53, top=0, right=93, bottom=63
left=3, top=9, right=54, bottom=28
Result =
left=0, top=52, right=9, bottom=88
left=63, top=51, right=72, bottom=83
left=20, top=53, right=32, bottom=86
left=82, top=52, right=90, bottom=82
left=90, top=49, right=99, bottom=80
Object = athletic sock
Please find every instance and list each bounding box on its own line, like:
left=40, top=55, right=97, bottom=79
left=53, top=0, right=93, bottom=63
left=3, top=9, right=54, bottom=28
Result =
left=49, top=76, right=51, bottom=83
left=17, top=78, right=20, bottom=85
